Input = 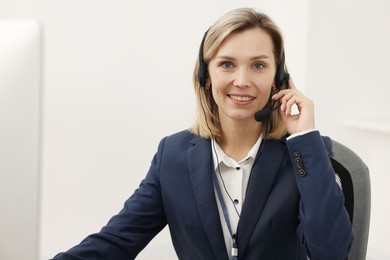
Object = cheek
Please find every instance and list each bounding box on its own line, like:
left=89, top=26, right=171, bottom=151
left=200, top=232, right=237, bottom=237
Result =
left=209, top=75, right=230, bottom=97
left=210, top=87, right=222, bottom=105
left=209, top=71, right=229, bottom=88
left=255, top=78, right=275, bottom=106
left=256, top=78, right=274, bottom=95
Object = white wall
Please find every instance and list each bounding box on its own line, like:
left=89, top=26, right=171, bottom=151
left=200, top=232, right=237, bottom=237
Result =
left=0, top=20, right=41, bottom=260
left=6, top=0, right=390, bottom=259
left=307, top=0, right=390, bottom=258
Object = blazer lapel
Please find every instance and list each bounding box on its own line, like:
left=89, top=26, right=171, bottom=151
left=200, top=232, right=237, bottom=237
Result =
left=237, top=138, right=288, bottom=258
left=187, top=135, right=229, bottom=260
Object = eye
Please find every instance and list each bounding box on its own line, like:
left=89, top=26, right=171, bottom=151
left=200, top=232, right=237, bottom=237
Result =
left=220, top=61, right=234, bottom=70
left=252, top=63, right=265, bottom=70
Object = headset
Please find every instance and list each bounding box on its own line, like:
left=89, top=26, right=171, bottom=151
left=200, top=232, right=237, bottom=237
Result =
left=196, top=29, right=290, bottom=121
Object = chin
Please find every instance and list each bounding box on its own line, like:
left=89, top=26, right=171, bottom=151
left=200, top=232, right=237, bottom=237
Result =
left=229, top=113, right=256, bottom=122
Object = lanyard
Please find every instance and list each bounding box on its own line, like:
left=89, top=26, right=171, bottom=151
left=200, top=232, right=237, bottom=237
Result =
left=212, top=170, right=239, bottom=259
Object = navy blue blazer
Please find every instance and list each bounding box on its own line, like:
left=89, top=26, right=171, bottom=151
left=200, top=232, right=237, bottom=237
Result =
left=53, top=130, right=352, bottom=260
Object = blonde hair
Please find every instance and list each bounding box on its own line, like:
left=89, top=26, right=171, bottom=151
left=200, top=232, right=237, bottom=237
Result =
left=190, top=8, right=288, bottom=140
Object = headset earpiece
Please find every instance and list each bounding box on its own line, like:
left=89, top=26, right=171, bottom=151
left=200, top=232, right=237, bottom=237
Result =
left=197, top=30, right=209, bottom=88
left=274, top=52, right=290, bottom=90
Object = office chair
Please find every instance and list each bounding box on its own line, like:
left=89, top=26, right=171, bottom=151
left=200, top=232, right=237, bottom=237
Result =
left=330, top=140, right=371, bottom=260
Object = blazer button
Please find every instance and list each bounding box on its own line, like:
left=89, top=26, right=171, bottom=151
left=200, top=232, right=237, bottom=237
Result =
left=298, top=169, right=306, bottom=176
left=293, top=151, right=301, bottom=158
left=295, top=158, right=302, bottom=164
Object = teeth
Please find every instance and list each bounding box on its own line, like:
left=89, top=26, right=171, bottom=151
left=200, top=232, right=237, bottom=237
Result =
left=230, top=95, right=254, bottom=101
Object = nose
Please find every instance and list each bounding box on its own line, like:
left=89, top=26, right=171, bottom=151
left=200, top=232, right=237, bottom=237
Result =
left=233, top=68, right=251, bottom=88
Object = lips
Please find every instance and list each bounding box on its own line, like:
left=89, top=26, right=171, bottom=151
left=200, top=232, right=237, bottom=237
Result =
left=228, top=94, right=255, bottom=102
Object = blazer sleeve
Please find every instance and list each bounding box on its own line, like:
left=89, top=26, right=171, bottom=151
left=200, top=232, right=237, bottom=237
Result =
left=286, top=131, right=353, bottom=260
left=51, top=137, right=169, bottom=260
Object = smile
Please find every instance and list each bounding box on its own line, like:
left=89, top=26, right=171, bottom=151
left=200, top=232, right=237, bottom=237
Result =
left=228, top=95, right=255, bottom=101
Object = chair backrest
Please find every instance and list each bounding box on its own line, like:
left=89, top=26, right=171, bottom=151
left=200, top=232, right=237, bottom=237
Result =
left=331, top=140, right=371, bottom=260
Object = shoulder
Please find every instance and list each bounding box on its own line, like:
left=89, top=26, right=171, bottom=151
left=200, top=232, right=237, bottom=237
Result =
left=162, top=129, right=200, bottom=146
left=165, top=129, right=195, bottom=143
left=156, top=129, right=207, bottom=155
left=152, top=130, right=208, bottom=170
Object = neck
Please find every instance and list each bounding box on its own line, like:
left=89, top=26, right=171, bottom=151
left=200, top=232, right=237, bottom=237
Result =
left=217, top=119, right=262, bottom=161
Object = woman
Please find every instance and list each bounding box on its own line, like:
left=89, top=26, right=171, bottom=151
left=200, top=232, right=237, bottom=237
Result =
left=53, top=8, right=353, bottom=260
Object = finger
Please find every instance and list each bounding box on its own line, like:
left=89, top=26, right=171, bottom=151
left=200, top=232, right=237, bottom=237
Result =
left=280, top=90, right=306, bottom=115
left=272, top=88, right=291, bottom=102
left=273, top=86, right=297, bottom=100
left=280, top=109, right=299, bottom=121
left=279, top=105, right=299, bottom=126
left=278, top=91, right=294, bottom=112
left=285, top=96, right=299, bottom=116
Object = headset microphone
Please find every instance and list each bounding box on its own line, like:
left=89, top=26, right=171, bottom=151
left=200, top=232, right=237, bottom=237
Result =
left=254, top=108, right=272, bottom=122
left=254, top=84, right=286, bottom=122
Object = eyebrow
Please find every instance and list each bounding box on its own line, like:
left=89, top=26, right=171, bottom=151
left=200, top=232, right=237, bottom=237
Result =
left=215, top=55, right=271, bottom=60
